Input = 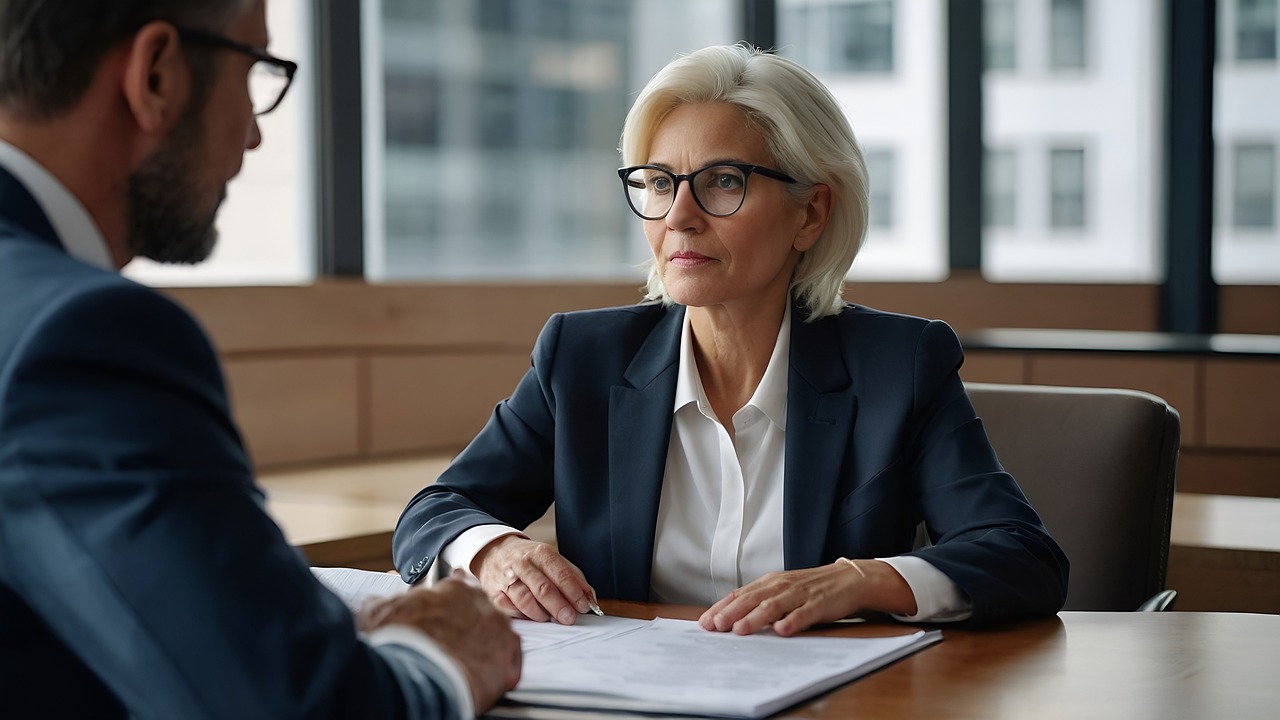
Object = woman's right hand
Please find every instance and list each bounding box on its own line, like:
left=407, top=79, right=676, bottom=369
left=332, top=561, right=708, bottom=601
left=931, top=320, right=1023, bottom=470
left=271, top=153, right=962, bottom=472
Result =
left=471, top=535, right=598, bottom=625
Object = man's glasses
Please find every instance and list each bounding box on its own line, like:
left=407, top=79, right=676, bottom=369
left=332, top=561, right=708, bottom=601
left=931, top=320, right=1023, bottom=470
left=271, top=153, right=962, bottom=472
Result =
left=618, top=163, right=797, bottom=221
left=176, top=28, right=298, bottom=116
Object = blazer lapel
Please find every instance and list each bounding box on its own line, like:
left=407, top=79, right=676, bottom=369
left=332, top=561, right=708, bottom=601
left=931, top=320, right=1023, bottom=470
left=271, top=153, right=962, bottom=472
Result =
left=784, top=307, right=858, bottom=569
left=607, top=305, right=683, bottom=600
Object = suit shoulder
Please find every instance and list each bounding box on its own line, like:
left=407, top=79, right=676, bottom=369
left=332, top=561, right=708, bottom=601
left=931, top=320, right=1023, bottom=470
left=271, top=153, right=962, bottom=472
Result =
left=550, top=303, right=674, bottom=340
left=833, top=303, right=955, bottom=337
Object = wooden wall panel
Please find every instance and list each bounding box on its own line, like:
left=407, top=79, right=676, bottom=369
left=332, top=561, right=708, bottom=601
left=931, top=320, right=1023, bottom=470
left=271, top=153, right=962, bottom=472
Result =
left=1178, top=449, right=1280, bottom=498
left=167, top=281, right=640, bottom=354
left=1028, top=354, right=1201, bottom=446
left=368, top=352, right=530, bottom=455
left=1203, top=359, right=1280, bottom=450
left=224, top=357, right=360, bottom=466
left=960, top=351, right=1028, bottom=384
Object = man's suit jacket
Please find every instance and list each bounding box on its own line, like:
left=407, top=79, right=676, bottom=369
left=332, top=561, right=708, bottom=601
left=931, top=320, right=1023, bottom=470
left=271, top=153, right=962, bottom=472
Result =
left=394, top=301, right=1069, bottom=626
left=0, top=166, right=461, bottom=719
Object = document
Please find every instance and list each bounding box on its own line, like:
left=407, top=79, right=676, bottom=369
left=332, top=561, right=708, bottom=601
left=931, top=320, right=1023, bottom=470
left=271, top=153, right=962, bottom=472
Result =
left=312, top=568, right=942, bottom=719
left=503, top=617, right=940, bottom=719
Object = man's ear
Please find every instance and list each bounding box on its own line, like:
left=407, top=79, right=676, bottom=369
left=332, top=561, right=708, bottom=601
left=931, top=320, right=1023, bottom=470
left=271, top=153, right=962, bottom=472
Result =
left=794, top=183, right=833, bottom=254
left=119, top=21, right=191, bottom=136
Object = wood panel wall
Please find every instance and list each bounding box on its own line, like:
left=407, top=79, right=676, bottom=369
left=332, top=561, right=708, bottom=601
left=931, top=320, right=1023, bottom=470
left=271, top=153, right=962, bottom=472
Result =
left=165, top=280, right=1280, bottom=499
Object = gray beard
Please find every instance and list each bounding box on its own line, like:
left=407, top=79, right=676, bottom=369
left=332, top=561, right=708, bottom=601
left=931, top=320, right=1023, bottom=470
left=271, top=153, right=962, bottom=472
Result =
left=125, top=121, right=221, bottom=265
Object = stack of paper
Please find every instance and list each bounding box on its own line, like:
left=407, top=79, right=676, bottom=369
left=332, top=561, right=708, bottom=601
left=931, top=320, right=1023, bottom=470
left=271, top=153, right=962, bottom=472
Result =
left=311, top=567, right=942, bottom=719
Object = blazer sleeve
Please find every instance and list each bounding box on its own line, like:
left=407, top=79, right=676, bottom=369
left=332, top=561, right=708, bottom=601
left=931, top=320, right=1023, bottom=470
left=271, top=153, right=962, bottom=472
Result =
left=901, top=320, right=1070, bottom=625
left=0, top=282, right=463, bottom=720
left=393, top=315, right=565, bottom=583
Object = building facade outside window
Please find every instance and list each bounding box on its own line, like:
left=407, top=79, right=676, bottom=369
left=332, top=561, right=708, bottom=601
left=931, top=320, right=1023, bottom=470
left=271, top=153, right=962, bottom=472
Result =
left=983, top=148, right=1017, bottom=228
left=779, top=0, right=947, bottom=280
left=1214, top=0, right=1280, bottom=283
left=1049, top=147, right=1086, bottom=228
left=1233, top=144, right=1276, bottom=229
left=984, top=0, right=1017, bottom=71
left=364, top=0, right=738, bottom=281
left=864, top=148, right=896, bottom=229
left=1049, top=0, right=1087, bottom=71
left=1236, top=0, right=1278, bottom=61
left=983, top=0, right=1161, bottom=282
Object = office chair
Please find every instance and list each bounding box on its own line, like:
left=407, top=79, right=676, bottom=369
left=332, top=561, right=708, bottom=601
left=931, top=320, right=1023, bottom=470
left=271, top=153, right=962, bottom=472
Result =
left=964, top=382, right=1181, bottom=612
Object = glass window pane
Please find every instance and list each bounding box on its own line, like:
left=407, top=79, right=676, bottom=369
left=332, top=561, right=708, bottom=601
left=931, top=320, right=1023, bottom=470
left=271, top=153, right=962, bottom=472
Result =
left=833, top=0, right=894, bottom=73
left=983, top=0, right=1161, bottom=282
left=1213, top=1, right=1280, bottom=284
left=365, top=0, right=738, bottom=281
left=983, top=148, right=1016, bottom=227
left=1237, top=0, right=1278, bottom=61
left=1049, top=0, right=1087, bottom=71
left=124, top=0, right=315, bottom=286
left=1233, top=144, right=1276, bottom=228
left=865, top=148, right=895, bottom=228
left=779, top=0, right=947, bottom=281
left=1049, top=148, right=1086, bottom=228
left=984, top=0, right=1017, bottom=71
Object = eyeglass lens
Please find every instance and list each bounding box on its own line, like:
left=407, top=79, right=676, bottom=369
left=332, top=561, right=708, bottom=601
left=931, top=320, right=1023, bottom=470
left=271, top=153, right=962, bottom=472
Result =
left=249, top=61, right=290, bottom=115
left=623, top=166, right=749, bottom=219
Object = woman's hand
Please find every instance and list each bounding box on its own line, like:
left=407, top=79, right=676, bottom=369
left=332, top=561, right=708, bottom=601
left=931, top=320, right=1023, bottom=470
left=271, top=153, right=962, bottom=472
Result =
left=472, top=535, right=598, bottom=625
left=698, top=559, right=916, bottom=636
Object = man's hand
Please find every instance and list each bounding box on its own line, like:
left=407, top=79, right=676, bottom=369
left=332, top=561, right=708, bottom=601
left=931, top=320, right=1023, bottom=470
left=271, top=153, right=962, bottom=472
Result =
left=472, top=535, right=597, bottom=625
left=357, top=577, right=521, bottom=713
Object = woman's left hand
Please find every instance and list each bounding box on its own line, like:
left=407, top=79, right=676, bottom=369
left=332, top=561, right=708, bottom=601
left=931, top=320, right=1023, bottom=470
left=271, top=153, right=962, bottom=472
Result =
left=698, top=559, right=916, bottom=636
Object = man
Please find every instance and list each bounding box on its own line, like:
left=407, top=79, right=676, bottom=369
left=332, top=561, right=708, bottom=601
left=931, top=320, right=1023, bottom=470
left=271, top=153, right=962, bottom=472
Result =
left=0, top=1, right=520, bottom=718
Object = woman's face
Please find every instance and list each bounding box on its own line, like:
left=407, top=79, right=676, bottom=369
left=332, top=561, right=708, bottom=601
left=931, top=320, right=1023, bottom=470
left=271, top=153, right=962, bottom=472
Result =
left=643, top=102, right=820, bottom=314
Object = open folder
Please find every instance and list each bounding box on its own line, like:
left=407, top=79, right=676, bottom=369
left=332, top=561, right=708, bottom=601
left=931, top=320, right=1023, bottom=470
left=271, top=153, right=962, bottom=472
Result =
left=313, top=567, right=942, bottom=719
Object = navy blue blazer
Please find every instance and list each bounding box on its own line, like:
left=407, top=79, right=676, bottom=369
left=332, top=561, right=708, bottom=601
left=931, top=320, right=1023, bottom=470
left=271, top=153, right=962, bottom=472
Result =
left=0, top=165, right=462, bottom=719
left=394, top=301, right=1069, bottom=626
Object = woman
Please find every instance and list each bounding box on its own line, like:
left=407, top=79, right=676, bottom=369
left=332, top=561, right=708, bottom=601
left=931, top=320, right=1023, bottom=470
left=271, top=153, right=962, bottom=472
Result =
left=393, top=44, right=1068, bottom=635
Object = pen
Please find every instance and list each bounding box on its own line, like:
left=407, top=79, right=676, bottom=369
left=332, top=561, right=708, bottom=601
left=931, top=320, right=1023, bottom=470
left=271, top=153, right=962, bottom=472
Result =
left=587, top=601, right=604, bottom=617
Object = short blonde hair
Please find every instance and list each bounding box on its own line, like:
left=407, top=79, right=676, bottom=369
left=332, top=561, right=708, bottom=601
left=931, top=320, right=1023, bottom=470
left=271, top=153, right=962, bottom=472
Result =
left=620, top=44, right=869, bottom=322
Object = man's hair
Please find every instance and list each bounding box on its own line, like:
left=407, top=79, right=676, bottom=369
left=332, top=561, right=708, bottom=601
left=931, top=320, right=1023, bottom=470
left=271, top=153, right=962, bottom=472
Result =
left=620, top=44, right=870, bottom=323
left=0, top=0, right=245, bottom=119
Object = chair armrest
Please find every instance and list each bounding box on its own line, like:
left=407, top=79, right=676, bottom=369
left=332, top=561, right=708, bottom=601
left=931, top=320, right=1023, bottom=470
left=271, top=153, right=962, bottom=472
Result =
left=1136, top=589, right=1178, bottom=612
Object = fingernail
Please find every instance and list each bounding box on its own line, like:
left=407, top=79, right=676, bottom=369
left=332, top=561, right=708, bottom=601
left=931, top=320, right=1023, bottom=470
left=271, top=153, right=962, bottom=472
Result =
left=557, top=608, right=575, bottom=624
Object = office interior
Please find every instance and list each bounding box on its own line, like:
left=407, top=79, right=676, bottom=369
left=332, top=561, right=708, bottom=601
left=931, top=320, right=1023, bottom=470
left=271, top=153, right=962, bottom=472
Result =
left=124, top=1, right=1279, bottom=614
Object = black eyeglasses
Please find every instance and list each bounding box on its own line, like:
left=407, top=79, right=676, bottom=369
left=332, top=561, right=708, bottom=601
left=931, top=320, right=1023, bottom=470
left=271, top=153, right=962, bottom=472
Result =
left=617, top=163, right=797, bottom=220
left=176, top=27, right=298, bottom=116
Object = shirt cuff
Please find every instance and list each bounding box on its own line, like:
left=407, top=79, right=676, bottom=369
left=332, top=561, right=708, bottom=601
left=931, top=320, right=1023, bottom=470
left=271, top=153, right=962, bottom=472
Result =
left=877, top=555, right=973, bottom=623
left=367, top=624, right=475, bottom=720
left=437, top=525, right=525, bottom=581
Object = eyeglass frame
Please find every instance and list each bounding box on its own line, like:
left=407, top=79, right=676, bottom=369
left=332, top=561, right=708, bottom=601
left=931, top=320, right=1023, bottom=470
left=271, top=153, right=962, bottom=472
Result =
left=175, top=27, right=298, bottom=116
left=617, top=163, right=798, bottom=220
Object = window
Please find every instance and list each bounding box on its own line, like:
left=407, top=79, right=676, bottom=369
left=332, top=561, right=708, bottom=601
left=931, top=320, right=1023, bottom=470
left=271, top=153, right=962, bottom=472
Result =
left=780, top=0, right=946, bottom=280
left=865, top=149, right=895, bottom=228
left=1213, top=2, right=1280, bottom=284
left=1049, top=0, right=1087, bottom=71
left=983, top=1, right=1161, bottom=282
left=1049, top=147, right=1086, bottom=228
left=984, top=0, right=1017, bottom=71
left=365, top=0, right=738, bottom=281
left=124, top=0, right=314, bottom=286
left=1234, top=144, right=1276, bottom=228
left=983, top=148, right=1016, bottom=227
left=1237, top=0, right=1278, bottom=61
left=833, top=0, right=894, bottom=73
left=780, top=0, right=894, bottom=74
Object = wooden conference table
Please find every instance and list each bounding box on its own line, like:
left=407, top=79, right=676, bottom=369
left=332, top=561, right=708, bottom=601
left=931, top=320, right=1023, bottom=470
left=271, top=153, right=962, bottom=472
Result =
left=514, top=601, right=1277, bottom=720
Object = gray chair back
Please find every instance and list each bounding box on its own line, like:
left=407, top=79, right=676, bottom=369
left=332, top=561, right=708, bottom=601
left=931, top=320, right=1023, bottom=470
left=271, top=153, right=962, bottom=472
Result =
left=964, top=382, right=1181, bottom=611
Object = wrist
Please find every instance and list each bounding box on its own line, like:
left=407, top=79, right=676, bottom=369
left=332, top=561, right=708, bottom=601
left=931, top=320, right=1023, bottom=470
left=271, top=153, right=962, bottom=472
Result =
left=836, top=558, right=918, bottom=616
